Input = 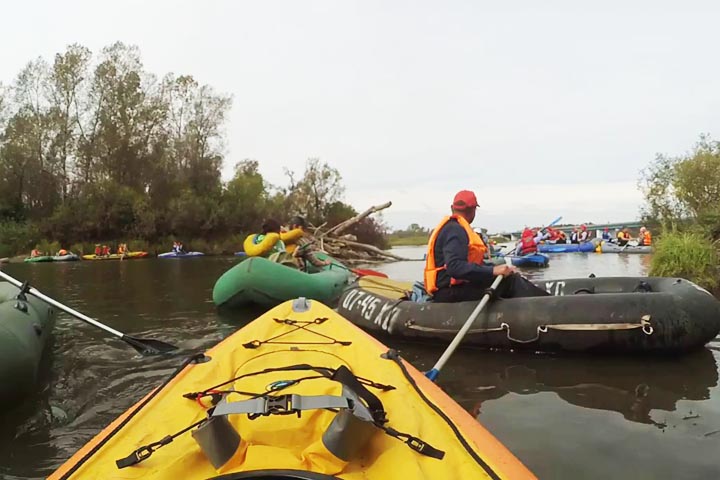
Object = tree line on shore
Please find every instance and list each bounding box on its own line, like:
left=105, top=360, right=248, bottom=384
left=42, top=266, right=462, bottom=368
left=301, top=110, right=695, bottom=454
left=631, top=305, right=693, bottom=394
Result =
left=640, top=134, right=720, bottom=289
left=0, top=43, right=387, bottom=257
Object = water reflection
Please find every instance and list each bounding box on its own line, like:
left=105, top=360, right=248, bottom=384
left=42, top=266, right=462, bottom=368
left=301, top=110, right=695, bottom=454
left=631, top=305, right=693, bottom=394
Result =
left=465, top=349, right=716, bottom=428
left=391, top=340, right=718, bottom=429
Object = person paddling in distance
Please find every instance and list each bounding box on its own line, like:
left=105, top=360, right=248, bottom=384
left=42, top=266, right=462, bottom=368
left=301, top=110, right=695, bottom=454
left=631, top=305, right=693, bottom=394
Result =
left=30, top=246, right=44, bottom=257
left=578, top=224, right=590, bottom=243
left=514, top=228, right=540, bottom=256
left=424, top=190, right=550, bottom=303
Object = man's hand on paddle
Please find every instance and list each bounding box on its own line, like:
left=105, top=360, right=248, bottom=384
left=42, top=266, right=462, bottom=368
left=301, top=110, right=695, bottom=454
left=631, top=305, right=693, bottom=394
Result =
left=492, top=264, right=517, bottom=277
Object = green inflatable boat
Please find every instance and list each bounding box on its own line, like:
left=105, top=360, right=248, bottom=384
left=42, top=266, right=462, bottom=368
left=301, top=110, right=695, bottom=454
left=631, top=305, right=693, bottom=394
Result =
left=212, top=253, right=353, bottom=308
left=24, top=256, right=54, bottom=263
left=0, top=282, right=56, bottom=408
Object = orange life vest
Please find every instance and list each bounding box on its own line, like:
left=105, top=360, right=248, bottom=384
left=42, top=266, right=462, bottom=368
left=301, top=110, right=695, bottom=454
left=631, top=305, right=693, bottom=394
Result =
left=58, top=249, right=68, bottom=256
left=642, top=231, right=652, bottom=246
left=424, top=215, right=488, bottom=294
left=520, top=229, right=536, bottom=255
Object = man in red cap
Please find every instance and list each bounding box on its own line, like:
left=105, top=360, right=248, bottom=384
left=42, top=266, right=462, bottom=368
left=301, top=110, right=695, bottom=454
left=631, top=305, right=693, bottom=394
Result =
left=424, top=190, right=549, bottom=302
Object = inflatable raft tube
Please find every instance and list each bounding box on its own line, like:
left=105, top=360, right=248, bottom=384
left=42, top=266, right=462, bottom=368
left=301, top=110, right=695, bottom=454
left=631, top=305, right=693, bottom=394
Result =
left=52, top=254, right=80, bottom=262
left=490, top=253, right=549, bottom=268
left=281, top=227, right=304, bottom=254
left=49, top=298, right=534, bottom=480
left=596, top=242, right=653, bottom=254
left=24, top=256, right=54, bottom=263
left=0, top=282, right=56, bottom=408
left=213, top=253, right=352, bottom=308
left=82, top=251, right=148, bottom=260
left=243, top=233, right=282, bottom=257
left=157, top=251, right=205, bottom=258
left=337, top=276, right=720, bottom=354
left=538, top=242, right=596, bottom=253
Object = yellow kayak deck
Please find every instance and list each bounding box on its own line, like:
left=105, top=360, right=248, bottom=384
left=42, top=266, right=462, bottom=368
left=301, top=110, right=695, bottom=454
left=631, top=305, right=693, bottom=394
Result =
left=50, top=299, right=534, bottom=480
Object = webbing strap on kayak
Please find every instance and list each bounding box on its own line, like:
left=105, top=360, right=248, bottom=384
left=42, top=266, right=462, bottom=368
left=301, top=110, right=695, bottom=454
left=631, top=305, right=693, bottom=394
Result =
left=380, top=349, right=501, bottom=480
left=116, top=418, right=205, bottom=469
left=331, top=365, right=388, bottom=424
left=332, top=366, right=444, bottom=459
left=54, top=352, right=208, bottom=477
left=183, top=364, right=393, bottom=405
left=115, top=362, right=445, bottom=469
left=378, top=425, right=445, bottom=459
left=243, top=318, right=352, bottom=349
left=212, top=394, right=351, bottom=418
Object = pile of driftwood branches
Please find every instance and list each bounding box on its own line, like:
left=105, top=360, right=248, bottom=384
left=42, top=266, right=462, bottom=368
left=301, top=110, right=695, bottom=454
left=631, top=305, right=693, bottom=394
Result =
left=311, top=201, right=415, bottom=265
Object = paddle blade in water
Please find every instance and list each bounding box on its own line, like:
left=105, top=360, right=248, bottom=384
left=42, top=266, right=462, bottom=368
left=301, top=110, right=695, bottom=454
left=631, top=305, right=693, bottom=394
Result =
left=351, top=268, right=388, bottom=278
left=122, top=335, right=179, bottom=355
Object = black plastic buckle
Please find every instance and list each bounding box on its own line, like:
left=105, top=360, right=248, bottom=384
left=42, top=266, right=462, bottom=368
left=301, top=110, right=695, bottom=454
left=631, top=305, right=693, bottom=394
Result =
left=266, top=395, right=291, bottom=414
left=248, top=395, right=301, bottom=420
left=116, top=435, right=173, bottom=469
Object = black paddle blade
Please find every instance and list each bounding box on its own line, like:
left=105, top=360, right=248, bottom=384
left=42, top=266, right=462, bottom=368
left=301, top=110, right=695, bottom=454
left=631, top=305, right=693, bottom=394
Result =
left=122, top=335, right=179, bottom=355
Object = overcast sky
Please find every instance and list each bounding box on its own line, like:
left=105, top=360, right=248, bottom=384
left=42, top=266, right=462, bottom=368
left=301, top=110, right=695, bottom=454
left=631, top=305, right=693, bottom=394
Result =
left=3, top=1, right=719, bottom=232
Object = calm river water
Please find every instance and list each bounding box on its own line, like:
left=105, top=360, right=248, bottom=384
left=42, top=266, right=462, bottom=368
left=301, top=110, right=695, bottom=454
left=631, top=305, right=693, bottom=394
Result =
left=1, top=248, right=719, bottom=480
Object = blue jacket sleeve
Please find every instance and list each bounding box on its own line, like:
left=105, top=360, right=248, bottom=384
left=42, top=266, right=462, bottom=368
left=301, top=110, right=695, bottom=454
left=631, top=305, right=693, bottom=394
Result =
left=441, top=223, right=495, bottom=284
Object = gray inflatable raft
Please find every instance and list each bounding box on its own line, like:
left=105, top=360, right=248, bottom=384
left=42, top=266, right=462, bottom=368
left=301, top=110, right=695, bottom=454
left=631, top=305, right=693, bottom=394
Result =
left=337, top=276, right=720, bottom=354
left=597, top=242, right=652, bottom=254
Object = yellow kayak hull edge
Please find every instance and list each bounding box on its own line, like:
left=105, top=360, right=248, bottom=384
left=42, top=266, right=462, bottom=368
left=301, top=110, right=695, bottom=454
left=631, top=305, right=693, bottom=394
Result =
left=50, top=299, right=535, bottom=480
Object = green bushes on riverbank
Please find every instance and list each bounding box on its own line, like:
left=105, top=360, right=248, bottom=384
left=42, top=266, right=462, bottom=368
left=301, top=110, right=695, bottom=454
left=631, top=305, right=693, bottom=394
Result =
left=649, top=232, right=718, bottom=289
left=389, top=234, right=428, bottom=246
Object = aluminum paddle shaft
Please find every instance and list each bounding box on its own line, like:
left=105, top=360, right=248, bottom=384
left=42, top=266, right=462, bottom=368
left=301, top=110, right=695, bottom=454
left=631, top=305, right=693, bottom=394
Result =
left=425, top=273, right=505, bottom=381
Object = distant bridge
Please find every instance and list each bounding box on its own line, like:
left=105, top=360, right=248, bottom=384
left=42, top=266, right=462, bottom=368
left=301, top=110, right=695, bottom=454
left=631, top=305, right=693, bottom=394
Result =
left=497, top=221, right=645, bottom=241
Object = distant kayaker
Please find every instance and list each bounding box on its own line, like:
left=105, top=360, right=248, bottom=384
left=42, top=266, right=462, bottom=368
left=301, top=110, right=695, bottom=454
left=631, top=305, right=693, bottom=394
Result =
left=175, top=241, right=186, bottom=254
left=30, top=247, right=43, bottom=257
left=101, top=245, right=110, bottom=256
left=94, top=244, right=102, bottom=256
left=602, top=227, right=611, bottom=241
left=514, top=227, right=543, bottom=256
left=639, top=227, right=652, bottom=246
left=57, top=248, right=68, bottom=256
left=424, top=190, right=550, bottom=303
left=288, top=215, right=331, bottom=270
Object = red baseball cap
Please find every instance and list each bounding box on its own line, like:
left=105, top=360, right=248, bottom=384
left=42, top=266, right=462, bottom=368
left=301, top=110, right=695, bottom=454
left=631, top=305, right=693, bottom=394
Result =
left=452, top=190, right=479, bottom=209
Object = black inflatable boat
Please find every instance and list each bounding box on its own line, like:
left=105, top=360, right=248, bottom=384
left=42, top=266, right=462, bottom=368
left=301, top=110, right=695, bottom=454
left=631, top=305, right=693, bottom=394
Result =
left=337, top=276, right=720, bottom=354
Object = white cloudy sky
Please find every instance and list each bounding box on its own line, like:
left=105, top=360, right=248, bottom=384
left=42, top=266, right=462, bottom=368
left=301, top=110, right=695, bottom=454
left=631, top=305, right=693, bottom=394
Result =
left=3, top=1, right=719, bottom=232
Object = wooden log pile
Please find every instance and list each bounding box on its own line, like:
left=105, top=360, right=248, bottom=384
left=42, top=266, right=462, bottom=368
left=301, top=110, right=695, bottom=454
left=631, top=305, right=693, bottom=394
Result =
left=311, top=201, right=417, bottom=265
